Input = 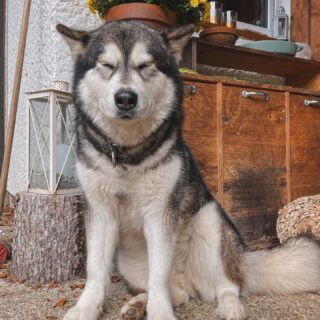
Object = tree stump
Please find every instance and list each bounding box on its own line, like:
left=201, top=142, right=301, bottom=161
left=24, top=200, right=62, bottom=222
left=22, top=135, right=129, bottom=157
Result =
left=11, top=192, right=86, bottom=284
left=277, top=194, right=320, bottom=243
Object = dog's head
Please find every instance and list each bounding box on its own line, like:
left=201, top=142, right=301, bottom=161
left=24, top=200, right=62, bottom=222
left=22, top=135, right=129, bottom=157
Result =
left=57, top=21, right=194, bottom=145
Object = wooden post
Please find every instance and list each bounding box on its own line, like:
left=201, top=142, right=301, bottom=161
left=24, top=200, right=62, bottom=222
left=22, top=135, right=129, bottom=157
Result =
left=0, top=0, right=32, bottom=214
left=11, top=192, right=86, bottom=284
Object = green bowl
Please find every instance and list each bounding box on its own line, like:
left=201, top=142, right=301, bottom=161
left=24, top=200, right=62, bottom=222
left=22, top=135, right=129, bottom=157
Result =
left=241, top=40, right=303, bottom=56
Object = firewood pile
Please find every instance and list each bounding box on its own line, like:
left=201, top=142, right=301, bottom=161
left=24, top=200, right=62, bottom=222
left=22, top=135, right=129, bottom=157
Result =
left=277, top=194, right=320, bottom=243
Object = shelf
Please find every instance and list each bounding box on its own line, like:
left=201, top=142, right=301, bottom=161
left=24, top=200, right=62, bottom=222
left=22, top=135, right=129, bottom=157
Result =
left=183, top=39, right=320, bottom=91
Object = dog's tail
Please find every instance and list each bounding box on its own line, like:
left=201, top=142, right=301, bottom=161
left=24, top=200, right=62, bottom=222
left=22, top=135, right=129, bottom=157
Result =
left=241, top=237, right=320, bottom=295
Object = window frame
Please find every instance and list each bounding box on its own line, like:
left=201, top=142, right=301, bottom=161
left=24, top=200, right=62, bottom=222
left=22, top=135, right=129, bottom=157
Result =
left=236, top=0, right=290, bottom=37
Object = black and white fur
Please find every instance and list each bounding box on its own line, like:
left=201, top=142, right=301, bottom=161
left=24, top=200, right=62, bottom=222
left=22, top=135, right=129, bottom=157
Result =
left=57, top=21, right=320, bottom=320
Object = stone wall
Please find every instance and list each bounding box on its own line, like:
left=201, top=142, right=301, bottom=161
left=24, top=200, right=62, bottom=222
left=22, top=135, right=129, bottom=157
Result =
left=6, top=0, right=102, bottom=195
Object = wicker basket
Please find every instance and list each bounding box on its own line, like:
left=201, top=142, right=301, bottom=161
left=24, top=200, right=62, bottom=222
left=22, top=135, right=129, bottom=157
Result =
left=277, top=194, right=320, bottom=243
left=200, top=26, right=238, bottom=45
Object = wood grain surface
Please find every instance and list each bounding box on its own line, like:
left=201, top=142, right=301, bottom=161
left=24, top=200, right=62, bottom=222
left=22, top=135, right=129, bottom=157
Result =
left=290, top=94, right=320, bottom=200
left=182, top=75, right=320, bottom=249
left=183, top=82, right=218, bottom=196
left=221, top=86, right=286, bottom=248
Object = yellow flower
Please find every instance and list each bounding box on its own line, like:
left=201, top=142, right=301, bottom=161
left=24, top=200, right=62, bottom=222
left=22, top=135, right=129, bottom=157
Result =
left=203, top=3, right=210, bottom=21
left=190, top=0, right=199, bottom=8
left=87, top=0, right=96, bottom=14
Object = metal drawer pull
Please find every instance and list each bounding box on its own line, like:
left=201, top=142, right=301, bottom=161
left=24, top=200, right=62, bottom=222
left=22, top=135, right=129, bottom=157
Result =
left=304, top=99, right=320, bottom=108
left=184, top=85, right=197, bottom=94
left=242, top=90, right=269, bottom=101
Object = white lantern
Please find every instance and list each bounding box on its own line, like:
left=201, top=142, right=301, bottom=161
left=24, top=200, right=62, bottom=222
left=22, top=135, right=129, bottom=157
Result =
left=26, top=85, right=79, bottom=194
left=272, top=6, right=289, bottom=40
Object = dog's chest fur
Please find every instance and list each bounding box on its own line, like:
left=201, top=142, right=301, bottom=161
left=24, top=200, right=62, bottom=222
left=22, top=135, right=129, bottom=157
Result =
left=77, top=141, right=182, bottom=233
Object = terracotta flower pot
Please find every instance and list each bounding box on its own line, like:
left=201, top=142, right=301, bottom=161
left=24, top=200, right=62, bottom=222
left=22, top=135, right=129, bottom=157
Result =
left=105, top=3, right=178, bottom=29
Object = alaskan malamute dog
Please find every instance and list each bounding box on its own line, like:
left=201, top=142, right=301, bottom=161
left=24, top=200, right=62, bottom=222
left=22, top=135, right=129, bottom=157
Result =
left=57, top=21, right=320, bottom=320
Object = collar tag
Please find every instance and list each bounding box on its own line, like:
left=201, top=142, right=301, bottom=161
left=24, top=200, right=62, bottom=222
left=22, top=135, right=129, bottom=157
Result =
left=111, top=143, right=118, bottom=167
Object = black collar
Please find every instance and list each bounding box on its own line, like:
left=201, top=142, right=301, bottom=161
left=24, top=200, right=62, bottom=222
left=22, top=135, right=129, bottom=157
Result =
left=82, top=115, right=179, bottom=167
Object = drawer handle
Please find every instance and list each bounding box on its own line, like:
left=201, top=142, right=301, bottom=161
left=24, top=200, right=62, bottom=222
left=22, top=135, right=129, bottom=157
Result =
left=184, top=85, right=197, bottom=95
left=242, top=90, right=269, bottom=101
left=304, top=99, right=320, bottom=108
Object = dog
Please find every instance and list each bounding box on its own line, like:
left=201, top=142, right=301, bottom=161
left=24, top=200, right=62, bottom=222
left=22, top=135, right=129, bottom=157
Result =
left=57, top=21, right=320, bottom=320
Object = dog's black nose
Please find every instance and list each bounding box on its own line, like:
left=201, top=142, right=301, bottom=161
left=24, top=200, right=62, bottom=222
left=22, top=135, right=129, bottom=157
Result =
left=115, top=90, right=138, bottom=110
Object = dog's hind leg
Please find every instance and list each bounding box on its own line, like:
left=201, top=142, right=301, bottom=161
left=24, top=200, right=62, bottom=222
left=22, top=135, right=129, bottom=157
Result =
left=121, top=293, right=148, bottom=320
left=188, top=202, right=246, bottom=320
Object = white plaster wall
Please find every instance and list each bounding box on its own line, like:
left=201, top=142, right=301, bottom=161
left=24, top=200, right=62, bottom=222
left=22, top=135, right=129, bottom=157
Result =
left=6, top=0, right=102, bottom=195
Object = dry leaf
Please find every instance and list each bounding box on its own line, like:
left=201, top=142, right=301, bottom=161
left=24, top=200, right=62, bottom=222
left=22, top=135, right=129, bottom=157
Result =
left=31, top=283, right=42, bottom=289
left=0, top=270, right=8, bottom=279
left=111, top=274, right=121, bottom=283
left=70, top=283, right=85, bottom=291
left=48, top=281, right=57, bottom=289
left=53, top=298, right=68, bottom=308
left=6, top=275, right=17, bottom=283
left=46, top=316, right=59, bottom=320
left=0, top=264, right=8, bottom=269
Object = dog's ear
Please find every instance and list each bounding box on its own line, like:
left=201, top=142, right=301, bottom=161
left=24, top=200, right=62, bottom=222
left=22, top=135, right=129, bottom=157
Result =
left=56, top=24, right=90, bottom=61
left=163, top=24, right=195, bottom=64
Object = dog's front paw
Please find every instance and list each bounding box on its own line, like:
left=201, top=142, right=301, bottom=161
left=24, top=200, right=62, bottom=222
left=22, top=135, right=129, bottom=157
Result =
left=63, top=305, right=102, bottom=320
left=217, top=296, right=246, bottom=320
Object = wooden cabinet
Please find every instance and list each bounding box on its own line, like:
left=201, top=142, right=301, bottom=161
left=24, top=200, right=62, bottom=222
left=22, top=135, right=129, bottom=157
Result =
left=182, top=74, right=320, bottom=249
left=183, top=82, right=218, bottom=196
left=221, top=86, right=287, bottom=248
left=289, top=95, right=320, bottom=200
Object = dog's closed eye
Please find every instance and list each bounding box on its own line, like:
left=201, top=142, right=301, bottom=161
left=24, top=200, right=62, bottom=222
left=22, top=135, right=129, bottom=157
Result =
left=138, top=62, right=152, bottom=71
left=103, top=63, right=115, bottom=70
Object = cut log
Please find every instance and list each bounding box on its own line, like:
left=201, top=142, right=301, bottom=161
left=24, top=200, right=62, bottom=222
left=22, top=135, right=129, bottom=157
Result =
left=11, top=192, right=86, bottom=284
left=277, top=194, right=320, bottom=243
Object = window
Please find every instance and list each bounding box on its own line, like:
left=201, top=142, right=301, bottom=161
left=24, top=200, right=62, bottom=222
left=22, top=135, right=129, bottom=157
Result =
left=221, top=0, right=291, bottom=37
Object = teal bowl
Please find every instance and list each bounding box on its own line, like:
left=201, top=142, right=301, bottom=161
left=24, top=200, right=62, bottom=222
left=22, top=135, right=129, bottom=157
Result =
left=241, top=40, right=303, bottom=56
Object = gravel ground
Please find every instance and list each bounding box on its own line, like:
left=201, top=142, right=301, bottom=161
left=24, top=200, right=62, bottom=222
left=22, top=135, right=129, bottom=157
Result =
left=1, top=208, right=320, bottom=320
left=0, top=275, right=320, bottom=320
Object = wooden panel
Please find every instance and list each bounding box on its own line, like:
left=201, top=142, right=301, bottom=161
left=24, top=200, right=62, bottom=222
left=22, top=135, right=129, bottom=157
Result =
left=310, top=0, right=320, bottom=61
left=182, top=82, right=218, bottom=196
left=291, top=0, right=310, bottom=44
left=193, top=39, right=320, bottom=90
left=290, top=94, right=320, bottom=200
left=222, top=86, right=287, bottom=248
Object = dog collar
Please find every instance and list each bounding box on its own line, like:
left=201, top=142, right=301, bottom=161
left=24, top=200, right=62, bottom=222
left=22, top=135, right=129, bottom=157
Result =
left=109, top=143, right=134, bottom=167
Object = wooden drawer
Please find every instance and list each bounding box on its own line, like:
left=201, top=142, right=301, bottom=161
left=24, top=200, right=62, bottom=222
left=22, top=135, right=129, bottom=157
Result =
left=290, top=95, right=320, bottom=200
left=182, top=82, right=218, bottom=196
left=221, top=86, right=287, bottom=248
left=182, top=77, right=320, bottom=250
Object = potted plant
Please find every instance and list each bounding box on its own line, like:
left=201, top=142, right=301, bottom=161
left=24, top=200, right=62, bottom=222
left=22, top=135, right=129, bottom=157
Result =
left=87, top=0, right=209, bottom=29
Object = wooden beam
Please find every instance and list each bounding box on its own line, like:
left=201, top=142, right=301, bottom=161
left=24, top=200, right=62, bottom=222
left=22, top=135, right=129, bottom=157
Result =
left=0, top=0, right=32, bottom=214
left=0, top=1, right=5, bottom=172
left=310, top=0, right=320, bottom=60
left=217, top=83, right=223, bottom=205
left=285, top=92, right=291, bottom=204
left=291, top=0, right=310, bottom=43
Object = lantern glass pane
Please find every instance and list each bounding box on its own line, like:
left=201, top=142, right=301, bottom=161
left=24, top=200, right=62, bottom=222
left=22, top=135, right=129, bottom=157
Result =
left=28, top=96, right=50, bottom=190
left=55, top=96, right=78, bottom=190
